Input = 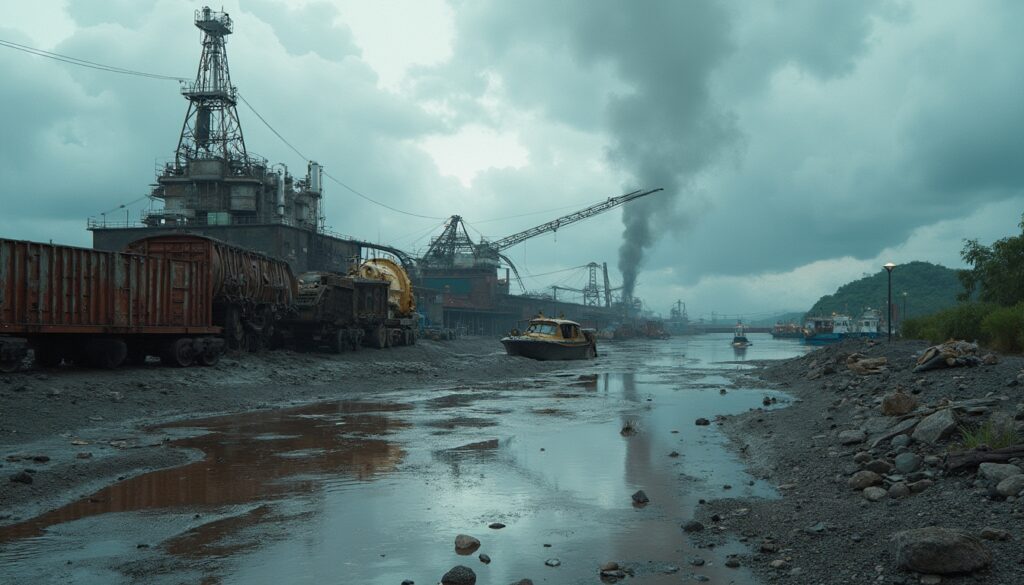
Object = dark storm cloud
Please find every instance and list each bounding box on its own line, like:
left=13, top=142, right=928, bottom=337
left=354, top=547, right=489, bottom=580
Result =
left=240, top=0, right=360, bottom=62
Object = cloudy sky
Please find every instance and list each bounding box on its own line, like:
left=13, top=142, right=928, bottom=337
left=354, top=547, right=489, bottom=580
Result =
left=2, top=0, right=1022, bottom=319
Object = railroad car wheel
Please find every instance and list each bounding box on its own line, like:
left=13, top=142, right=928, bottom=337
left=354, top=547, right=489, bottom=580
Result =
left=331, top=330, right=347, bottom=354
left=32, top=344, right=64, bottom=368
left=87, top=339, right=128, bottom=369
left=198, top=348, right=222, bottom=367
left=161, top=338, right=195, bottom=368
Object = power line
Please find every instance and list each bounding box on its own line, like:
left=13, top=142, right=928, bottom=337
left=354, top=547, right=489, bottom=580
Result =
left=0, top=38, right=187, bottom=81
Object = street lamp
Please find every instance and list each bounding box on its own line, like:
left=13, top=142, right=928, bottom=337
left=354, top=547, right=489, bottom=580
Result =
left=901, top=291, right=908, bottom=326
left=883, top=263, right=896, bottom=342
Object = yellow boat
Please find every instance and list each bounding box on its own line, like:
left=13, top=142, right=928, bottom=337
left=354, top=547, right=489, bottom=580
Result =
left=501, top=316, right=597, bottom=361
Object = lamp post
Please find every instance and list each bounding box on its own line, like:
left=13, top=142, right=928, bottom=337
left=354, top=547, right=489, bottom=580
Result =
left=901, top=291, right=908, bottom=326
left=884, top=263, right=896, bottom=342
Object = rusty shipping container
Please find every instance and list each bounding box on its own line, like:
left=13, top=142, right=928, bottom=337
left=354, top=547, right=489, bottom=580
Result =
left=0, top=238, right=216, bottom=334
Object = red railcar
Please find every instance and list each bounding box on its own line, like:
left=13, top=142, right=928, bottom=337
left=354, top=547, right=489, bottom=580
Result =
left=124, top=234, right=297, bottom=350
left=0, top=238, right=222, bottom=370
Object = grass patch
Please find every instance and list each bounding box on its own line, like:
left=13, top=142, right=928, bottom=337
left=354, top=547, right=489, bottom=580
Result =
left=958, top=420, right=1021, bottom=450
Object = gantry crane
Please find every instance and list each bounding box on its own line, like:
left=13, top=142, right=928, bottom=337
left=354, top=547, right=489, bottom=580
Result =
left=419, top=188, right=663, bottom=291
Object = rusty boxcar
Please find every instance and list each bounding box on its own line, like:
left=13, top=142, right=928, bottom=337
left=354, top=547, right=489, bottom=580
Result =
left=0, top=238, right=223, bottom=370
left=124, top=234, right=296, bottom=351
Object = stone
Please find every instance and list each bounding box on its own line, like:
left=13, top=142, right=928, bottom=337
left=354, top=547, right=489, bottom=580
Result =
left=599, top=561, right=619, bottom=571
left=865, top=459, right=894, bottom=474
left=509, top=581, right=533, bottom=585
left=888, top=482, right=911, bottom=499
left=920, top=576, right=942, bottom=585
left=769, top=559, right=788, bottom=569
left=9, top=471, right=33, bottom=484
left=912, top=409, right=958, bottom=444
left=402, top=581, right=414, bottom=585
left=848, top=470, right=883, bottom=490
left=894, top=452, right=923, bottom=474
left=863, top=486, right=888, bottom=501
left=979, top=527, right=1011, bottom=541
left=682, top=520, right=704, bottom=533
left=892, top=527, right=991, bottom=574
left=881, top=391, right=918, bottom=416
left=891, top=434, right=912, bottom=448
left=853, top=451, right=872, bottom=464
left=690, top=557, right=705, bottom=566
left=544, top=558, right=560, bottom=567
left=488, top=522, right=506, bottom=529
left=668, top=451, right=680, bottom=458
left=909, top=479, right=934, bottom=493
left=995, top=474, right=1024, bottom=498
left=695, top=418, right=710, bottom=426
left=838, top=429, right=867, bottom=445
left=725, top=558, right=741, bottom=568
left=454, top=534, right=481, bottom=552
left=479, top=553, right=491, bottom=564
left=978, top=463, right=1022, bottom=484
left=441, top=565, right=477, bottom=585
left=631, top=490, right=649, bottom=504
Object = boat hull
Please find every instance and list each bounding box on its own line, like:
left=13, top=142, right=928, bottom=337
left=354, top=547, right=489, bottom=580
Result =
left=501, top=338, right=596, bottom=361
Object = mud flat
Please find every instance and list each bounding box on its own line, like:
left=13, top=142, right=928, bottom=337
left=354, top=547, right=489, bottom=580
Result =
left=0, top=338, right=572, bottom=525
left=699, top=339, right=1024, bottom=585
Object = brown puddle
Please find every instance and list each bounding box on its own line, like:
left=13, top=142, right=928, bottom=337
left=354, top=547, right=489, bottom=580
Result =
left=0, top=400, right=410, bottom=543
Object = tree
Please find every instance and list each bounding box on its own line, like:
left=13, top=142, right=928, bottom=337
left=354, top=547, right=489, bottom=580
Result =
left=959, top=216, right=1024, bottom=305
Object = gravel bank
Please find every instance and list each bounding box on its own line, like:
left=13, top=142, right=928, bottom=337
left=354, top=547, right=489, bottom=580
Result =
left=694, top=339, right=1024, bottom=584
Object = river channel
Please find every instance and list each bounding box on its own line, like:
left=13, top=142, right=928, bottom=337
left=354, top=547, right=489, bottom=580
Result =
left=1, top=333, right=809, bottom=584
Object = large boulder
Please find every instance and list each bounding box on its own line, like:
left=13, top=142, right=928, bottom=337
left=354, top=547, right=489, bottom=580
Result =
left=881, top=391, right=918, bottom=416
left=911, top=409, right=957, bottom=444
left=848, top=470, right=883, bottom=490
left=441, top=565, right=477, bottom=585
left=838, top=429, right=867, bottom=445
left=891, top=527, right=991, bottom=574
left=978, top=463, right=1022, bottom=484
left=455, top=534, right=481, bottom=552
left=996, top=474, right=1024, bottom=498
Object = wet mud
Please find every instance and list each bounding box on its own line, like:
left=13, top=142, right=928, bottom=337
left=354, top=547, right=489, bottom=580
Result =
left=1, top=334, right=808, bottom=584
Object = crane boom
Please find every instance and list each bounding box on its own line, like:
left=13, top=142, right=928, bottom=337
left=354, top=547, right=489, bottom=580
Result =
left=488, top=188, right=663, bottom=251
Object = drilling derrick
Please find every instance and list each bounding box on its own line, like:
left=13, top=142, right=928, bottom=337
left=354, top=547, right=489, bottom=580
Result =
left=174, top=7, right=249, bottom=171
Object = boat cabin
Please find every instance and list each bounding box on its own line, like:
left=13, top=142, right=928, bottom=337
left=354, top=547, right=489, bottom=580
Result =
left=523, top=318, right=585, bottom=341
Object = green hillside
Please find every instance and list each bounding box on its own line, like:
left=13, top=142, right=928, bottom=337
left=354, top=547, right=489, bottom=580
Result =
left=807, top=261, right=962, bottom=320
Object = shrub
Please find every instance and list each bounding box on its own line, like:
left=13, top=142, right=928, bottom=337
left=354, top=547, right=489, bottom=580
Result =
left=980, top=302, right=1024, bottom=352
left=958, top=420, right=1021, bottom=450
left=900, top=303, right=998, bottom=344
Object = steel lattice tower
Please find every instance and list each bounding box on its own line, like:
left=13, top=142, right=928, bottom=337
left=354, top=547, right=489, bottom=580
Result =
left=174, top=7, right=250, bottom=170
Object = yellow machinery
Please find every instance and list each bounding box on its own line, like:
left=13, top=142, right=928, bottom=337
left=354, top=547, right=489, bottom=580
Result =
left=354, top=258, right=416, bottom=318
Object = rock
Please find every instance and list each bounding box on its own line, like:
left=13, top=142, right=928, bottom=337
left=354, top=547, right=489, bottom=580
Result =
left=682, top=520, right=704, bottom=533
left=848, top=470, right=883, bottom=490
left=441, top=565, right=476, bottom=585
left=488, top=522, right=506, bottom=529
left=508, top=581, right=533, bottom=585
left=920, top=575, right=942, bottom=585
left=881, top=391, right=918, bottom=416
left=838, top=429, right=867, bottom=445
left=544, top=558, right=560, bottom=567
left=9, top=471, right=33, bottom=484
left=725, top=558, right=741, bottom=568
left=865, top=459, right=894, bottom=474
left=479, top=553, right=491, bottom=564
left=668, top=451, right=680, bottom=458
left=888, top=482, right=911, bottom=498
left=769, top=559, right=788, bottom=569
left=863, top=486, right=888, bottom=501
left=695, top=418, right=710, bottom=426
left=892, top=527, right=991, bottom=574
left=402, top=581, right=414, bottom=585
left=978, top=463, right=1022, bottom=484
left=454, top=534, right=481, bottom=552
left=909, top=479, right=934, bottom=493
left=979, top=527, right=1011, bottom=541
left=912, top=409, right=958, bottom=444
left=853, top=451, right=872, bottom=464
left=995, top=474, right=1024, bottom=497
left=631, top=490, right=649, bottom=504
left=891, top=434, right=912, bottom=448
left=894, top=452, right=923, bottom=474
left=805, top=521, right=828, bottom=534
left=690, top=557, right=705, bottom=566
left=599, top=562, right=619, bottom=572
left=982, top=353, right=999, bottom=365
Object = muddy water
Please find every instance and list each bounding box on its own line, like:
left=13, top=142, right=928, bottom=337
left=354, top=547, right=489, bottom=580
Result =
left=0, top=333, right=808, bottom=584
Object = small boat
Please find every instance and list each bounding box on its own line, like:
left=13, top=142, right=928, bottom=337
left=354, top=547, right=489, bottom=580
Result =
left=732, top=322, right=751, bottom=349
left=502, top=316, right=597, bottom=361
